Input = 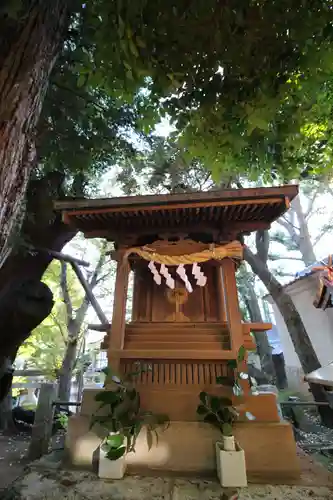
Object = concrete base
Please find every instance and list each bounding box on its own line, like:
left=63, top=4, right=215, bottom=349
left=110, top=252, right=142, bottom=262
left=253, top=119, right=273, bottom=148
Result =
left=65, top=415, right=300, bottom=483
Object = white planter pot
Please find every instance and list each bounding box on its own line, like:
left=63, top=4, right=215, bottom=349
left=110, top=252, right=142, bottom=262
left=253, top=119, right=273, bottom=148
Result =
left=216, top=441, right=247, bottom=488
left=98, top=446, right=127, bottom=479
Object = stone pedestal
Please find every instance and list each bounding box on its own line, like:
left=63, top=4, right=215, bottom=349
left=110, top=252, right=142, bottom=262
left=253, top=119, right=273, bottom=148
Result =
left=65, top=389, right=300, bottom=483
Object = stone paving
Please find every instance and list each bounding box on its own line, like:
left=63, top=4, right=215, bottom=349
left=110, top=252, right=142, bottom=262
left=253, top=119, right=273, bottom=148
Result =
left=1, top=449, right=333, bottom=500
left=2, top=469, right=333, bottom=500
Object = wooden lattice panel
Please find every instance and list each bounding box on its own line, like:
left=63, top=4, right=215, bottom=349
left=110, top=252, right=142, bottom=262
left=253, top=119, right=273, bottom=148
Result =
left=120, top=359, right=232, bottom=386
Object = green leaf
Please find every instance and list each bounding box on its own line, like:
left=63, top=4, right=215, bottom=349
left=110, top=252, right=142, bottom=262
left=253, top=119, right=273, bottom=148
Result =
left=129, top=39, right=139, bottom=58
left=203, top=414, right=218, bottom=426
left=197, top=404, right=207, bottom=416
left=227, top=360, right=237, bottom=370
left=146, top=428, right=153, bottom=450
left=210, top=396, right=220, bottom=413
left=237, top=345, right=246, bottom=362
left=216, top=376, right=232, bottom=386
left=77, top=74, right=86, bottom=88
left=106, top=433, right=124, bottom=448
left=126, top=69, right=134, bottom=81
left=101, top=366, right=119, bottom=381
left=106, top=445, right=126, bottom=460
left=136, top=36, right=146, bottom=48
left=118, top=15, right=125, bottom=38
left=133, top=421, right=143, bottom=437
left=199, top=391, right=208, bottom=404
left=94, top=390, right=120, bottom=404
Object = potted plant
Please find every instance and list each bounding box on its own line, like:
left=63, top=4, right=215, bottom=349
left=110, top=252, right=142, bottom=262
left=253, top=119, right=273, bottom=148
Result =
left=91, top=365, right=169, bottom=480
left=197, top=346, right=257, bottom=487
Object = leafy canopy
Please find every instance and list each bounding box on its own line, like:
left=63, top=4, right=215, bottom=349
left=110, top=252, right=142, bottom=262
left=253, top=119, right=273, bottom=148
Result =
left=78, top=0, right=333, bottom=180
left=4, top=1, right=333, bottom=188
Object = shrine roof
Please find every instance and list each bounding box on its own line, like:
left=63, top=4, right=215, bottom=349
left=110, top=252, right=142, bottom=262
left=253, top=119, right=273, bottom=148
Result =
left=54, top=185, right=298, bottom=241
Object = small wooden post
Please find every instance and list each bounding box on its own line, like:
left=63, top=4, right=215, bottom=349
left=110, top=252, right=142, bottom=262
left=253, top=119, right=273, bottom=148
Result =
left=108, top=254, right=130, bottom=368
left=28, top=383, right=56, bottom=460
left=221, top=259, right=250, bottom=396
left=220, top=259, right=243, bottom=353
left=216, top=265, right=227, bottom=322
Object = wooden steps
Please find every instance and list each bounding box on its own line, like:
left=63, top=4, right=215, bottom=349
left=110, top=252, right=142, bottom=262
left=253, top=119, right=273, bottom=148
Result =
left=111, top=349, right=234, bottom=360
left=125, top=340, right=229, bottom=350
left=124, top=322, right=231, bottom=351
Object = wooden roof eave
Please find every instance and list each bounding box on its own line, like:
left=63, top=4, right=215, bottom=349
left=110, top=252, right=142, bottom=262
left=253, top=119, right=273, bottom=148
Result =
left=54, top=185, right=299, bottom=213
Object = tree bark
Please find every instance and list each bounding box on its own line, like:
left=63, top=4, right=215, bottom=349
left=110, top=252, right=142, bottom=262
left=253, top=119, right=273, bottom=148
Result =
left=0, top=1, right=70, bottom=267
left=57, top=247, right=107, bottom=401
left=291, top=196, right=316, bottom=265
left=244, top=245, right=333, bottom=427
left=244, top=283, right=275, bottom=380
left=0, top=172, right=76, bottom=363
left=57, top=298, right=89, bottom=402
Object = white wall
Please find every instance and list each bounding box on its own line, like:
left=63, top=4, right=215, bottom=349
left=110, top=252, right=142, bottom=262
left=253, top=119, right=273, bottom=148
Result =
left=267, top=273, right=333, bottom=385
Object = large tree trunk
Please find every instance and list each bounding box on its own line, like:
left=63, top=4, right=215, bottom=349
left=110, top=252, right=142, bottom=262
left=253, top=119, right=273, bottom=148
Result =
left=244, top=245, right=333, bottom=427
left=58, top=337, right=79, bottom=402
left=57, top=299, right=89, bottom=402
left=0, top=173, right=76, bottom=414
left=0, top=1, right=70, bottom=267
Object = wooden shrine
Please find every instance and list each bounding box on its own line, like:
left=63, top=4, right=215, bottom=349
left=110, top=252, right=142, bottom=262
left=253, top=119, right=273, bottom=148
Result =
left=313, top=256, right=333, bottom=309
left=56, top=185, right=301, bottom=481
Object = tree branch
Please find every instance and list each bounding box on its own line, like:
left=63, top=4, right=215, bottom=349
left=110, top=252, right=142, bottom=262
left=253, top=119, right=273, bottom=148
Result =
left=277, top=215, right=300, bottom=246
left=70, top=261, right=108, bottom=324
left=268, top=254, right=304, bottom=262
left=60, top=262, right=73, bottom=323
left=50, top=312, right=67, bottom=344
left=304, top=186, right=320, bottom=219
left=255, top=230, right=270, bottom=264
left=312, top=222, right=333, bottom=247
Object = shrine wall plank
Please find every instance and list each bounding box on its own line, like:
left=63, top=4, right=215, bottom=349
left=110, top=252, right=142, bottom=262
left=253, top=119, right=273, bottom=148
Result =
left=131, top=264, right=224, bottom=323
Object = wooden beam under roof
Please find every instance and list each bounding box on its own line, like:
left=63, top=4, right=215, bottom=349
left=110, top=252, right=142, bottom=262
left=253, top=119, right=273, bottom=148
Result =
left=83, top=220, right=271, bottom=241
left=61, top=195, right=289, bottom=220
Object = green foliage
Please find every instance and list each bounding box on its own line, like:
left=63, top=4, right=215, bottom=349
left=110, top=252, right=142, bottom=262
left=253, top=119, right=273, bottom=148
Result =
left=17, top=259, right=84, bottom=377
left=56, top=411, right=69, bottom=430
left=91, top=365, right=169, bottom=460
left=197, top=391, right=239, bottom=436
left=197, top=364, right=257, bottom=436
left=197, top=360, right=257, bottom=436
left=5, top=1, right=333, bottom=193
left=76, top=0, right=333, bottom=180
left=31, top=5, right=147, bottom=197
left=102, top=433, right=127, bottom=461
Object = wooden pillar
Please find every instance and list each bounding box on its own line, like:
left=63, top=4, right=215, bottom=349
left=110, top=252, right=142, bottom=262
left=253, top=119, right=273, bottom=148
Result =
left=108, top=255, right=130, bottom=367
left=132, top=269, right=138, bottom=322
left=216, top=266, right=227, bottom=322
left=220, top=259, right=243, bottom=353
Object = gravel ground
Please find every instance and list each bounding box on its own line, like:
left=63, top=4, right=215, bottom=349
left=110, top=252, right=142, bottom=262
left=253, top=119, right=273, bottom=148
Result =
left=2, top=405, right=333, bottom=499
left=288, top=408, right=333, bottom=472
left=2, top=469, right=333, bottom=500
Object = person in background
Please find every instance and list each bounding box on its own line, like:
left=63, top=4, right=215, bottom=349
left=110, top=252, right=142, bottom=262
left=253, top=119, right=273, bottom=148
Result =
left=266, top=324, right=288, bottom=390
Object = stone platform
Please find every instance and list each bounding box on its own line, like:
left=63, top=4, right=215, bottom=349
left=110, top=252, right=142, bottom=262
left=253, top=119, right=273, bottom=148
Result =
left=66, top=415, right=300, bottom=482
left=65, top=387, right=300, bottom=483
